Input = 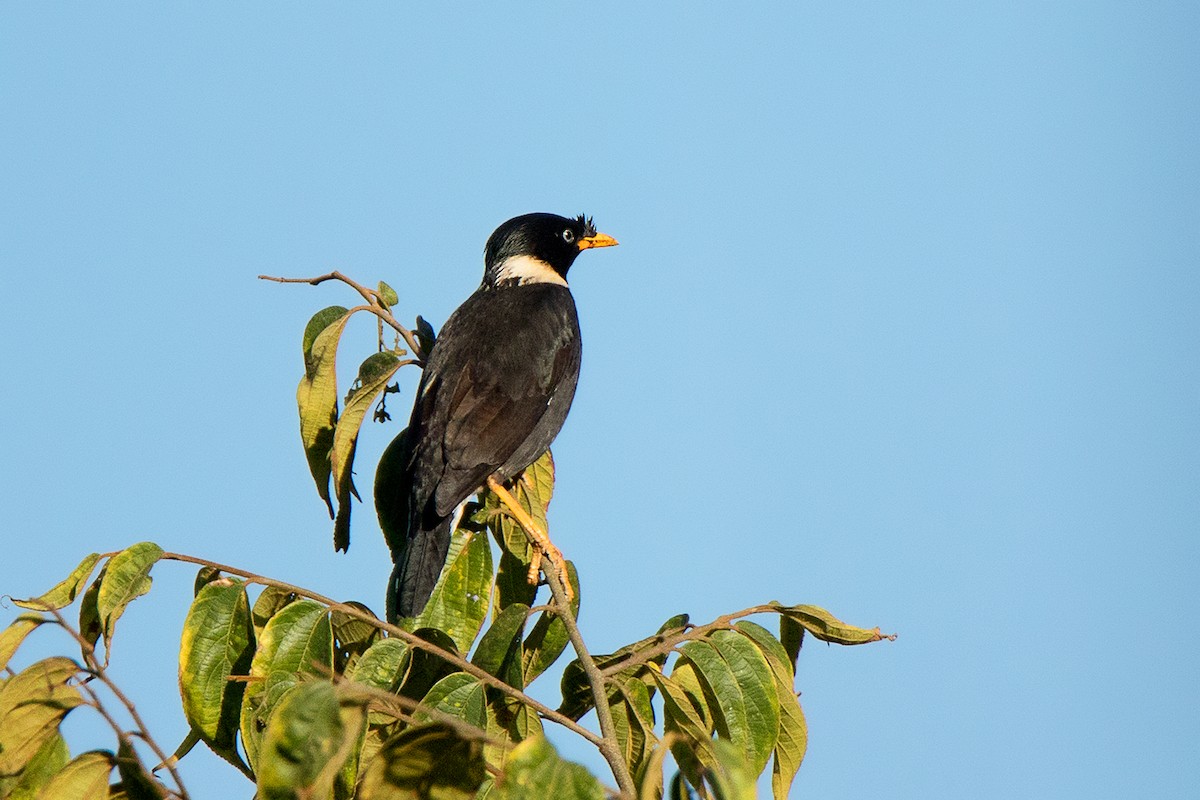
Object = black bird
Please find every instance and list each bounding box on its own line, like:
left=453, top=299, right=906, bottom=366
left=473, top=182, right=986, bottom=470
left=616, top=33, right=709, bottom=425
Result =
left=377, top=212, right=618, bottom=620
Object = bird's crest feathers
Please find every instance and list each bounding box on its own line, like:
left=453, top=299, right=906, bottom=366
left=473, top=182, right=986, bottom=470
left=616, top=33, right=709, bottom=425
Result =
left=576, top=214, right=597, bottom=238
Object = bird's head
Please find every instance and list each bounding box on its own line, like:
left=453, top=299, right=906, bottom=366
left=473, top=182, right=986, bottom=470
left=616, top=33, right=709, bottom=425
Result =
left=483, top=213, right=618, bottom=288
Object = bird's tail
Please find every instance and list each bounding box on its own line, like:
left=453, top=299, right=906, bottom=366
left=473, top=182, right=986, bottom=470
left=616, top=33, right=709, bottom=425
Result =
left=387, top=513, right=452, bottom=621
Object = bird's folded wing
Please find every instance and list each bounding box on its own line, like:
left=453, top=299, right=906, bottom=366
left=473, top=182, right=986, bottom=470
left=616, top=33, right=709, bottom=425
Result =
left=430, top=360, right=562, bottom=517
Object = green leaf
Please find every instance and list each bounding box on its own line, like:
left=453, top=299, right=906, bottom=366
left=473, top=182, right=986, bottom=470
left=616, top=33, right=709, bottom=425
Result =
left=0, top=657, right=84, bottom=776
left=374, top=428, right=409, bottom=556
left=397, top=628, right=460, bottom=705
left=770, top=602, right=893, bottom=645
left=192, top=565, right=223, bottom=595
left=13, top=553, right=101, bottom=612
left=252, top=585, right=299, bottom=639
left=240, top=600, right=333, bottom=771
left=731, top=622, right=792, bottom=680
left=377, top=281, right=399, bottom=309
left=701, top=739, right=757, bottom=800
left=668, top=772, right=693, bottom=800
left=493, top=736, right=604, bottom=800
left=115, top=734, right=167, bottom=799
left=178, top=578, right=254, bottom=774
left=521, top=561, right=580, bottom=686
left=256, top=680, right=346, bottom=800
left=0, top=731, right=67, bottom=800
left=557, top=614, right=687, bottom=721
left=413, top=673, right=486, bottom=729
left=297, top=305, right=353, bottom=521
left=770, top=690, right=807, bottom=800
left=303, top=305, right=351, bottom=367
left=667, top=659, right=713, bottom=732
left=358, top=723, right=486, bottom=800
left=331, top=350, right=407, bottom=551
left=414, top=527, right=494, bottom=655
left=610, top=675, right=657, bottom=779
left=680, top=630, right=779, bottom=776
left=166, top=728, right=200, bottom=772
left=96, top=542, right=163, bottom=657
left=331, top=601, right=382, bottom=674
left=734, top=622, right=807, bottom=799
left=0, top=613, right=48, bottom=673
left=483, top=695, right=543, bottom=772
left=336, top=698, right=369, bottom=800
left=651, top=669, right=718, bottom=789
left=76, top=568, right=103, bottom=660
left=471, top=603, right=528, bottom=688
left=779, top=613, right=804, bottom=673
left=33, top=750, right=113, bottom=800
left=346, top=637, right=408, bottom=692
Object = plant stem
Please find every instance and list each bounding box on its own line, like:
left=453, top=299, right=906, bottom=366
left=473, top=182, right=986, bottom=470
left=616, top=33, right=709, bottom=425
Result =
left=45, top=605, right=193, bottom=798
left=484, top=481, right=637, bottom=798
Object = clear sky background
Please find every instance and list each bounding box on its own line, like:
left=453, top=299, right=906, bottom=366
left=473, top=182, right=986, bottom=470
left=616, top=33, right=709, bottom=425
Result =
left=2, top=3, right=1197, bottom=798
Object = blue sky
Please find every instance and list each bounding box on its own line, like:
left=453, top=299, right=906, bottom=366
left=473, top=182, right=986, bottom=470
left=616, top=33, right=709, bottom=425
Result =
left=2, top=3, right=1197, bottom=798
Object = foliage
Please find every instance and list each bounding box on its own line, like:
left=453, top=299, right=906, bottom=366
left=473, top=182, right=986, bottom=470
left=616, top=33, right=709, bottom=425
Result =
left=0, top=274, right=894, bottom=799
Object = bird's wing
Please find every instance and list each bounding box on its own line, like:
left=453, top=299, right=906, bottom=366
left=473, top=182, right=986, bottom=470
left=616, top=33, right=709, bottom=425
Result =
left=430, top=348, right=572, bottom=516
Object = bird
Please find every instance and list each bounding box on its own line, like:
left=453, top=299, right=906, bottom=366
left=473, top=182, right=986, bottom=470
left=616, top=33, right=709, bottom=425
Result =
left=376, top=212, right=618, bottom=620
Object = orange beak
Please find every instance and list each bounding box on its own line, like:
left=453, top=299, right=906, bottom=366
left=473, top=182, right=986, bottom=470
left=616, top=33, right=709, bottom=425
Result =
left=577, top=232, right=619, bottom=250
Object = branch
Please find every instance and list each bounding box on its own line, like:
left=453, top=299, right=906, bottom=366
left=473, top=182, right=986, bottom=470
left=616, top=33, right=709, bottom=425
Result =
left=258, top=271, right=426, bottom=359
left=44, top=605, right=192, bottom=800
left=598, top=604, right=897, bottom=678
left=159, top=552, right=602, bottom=748
left=484, top=484, right=637, bottom=799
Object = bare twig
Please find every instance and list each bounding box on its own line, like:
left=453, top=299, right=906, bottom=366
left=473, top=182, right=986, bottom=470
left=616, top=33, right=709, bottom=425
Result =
left=44, top=605, right=192, bottom=799
left=159, top=552, right=601, bottom=747
left=77, top=682, right=185, bottom=799
left=258, top=270, right=426, bottom=359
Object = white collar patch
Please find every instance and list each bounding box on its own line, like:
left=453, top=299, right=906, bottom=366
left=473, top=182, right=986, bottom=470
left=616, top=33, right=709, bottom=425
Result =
left=495, top=254, right=568, bottom=287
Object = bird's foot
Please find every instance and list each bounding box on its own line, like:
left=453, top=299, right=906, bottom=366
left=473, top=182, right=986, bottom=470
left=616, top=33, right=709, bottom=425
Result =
left=486, top=475, right=575, bottom=604
left=526, top=538, right=572, bottom=603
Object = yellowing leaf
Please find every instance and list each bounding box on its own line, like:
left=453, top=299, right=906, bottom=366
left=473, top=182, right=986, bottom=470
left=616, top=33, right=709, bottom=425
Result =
left=770, top=603, right=894, bottom=645
left=96, top=541, right=163, bottom=657
left=734, top=621, right=807, bottom=799
left=13, top=553, right=101, bottom=612
left=493, top=736, right=604, bottom=800
left=331, top=350, right=406, bottom=551
left=0, top=731, right=68, bottom=800
left=178, top=578, right=254, bottom=774
left=256, top=681, right=346, bottom=800
left=0, top=658, right=84, bottom=777
left=239, top=600, right=332, bottom=771
left=0, top=613, right=48, bottom=673
left=358, top=723, right=486, bottom=800
left=33, top=750, right=113, bottom=800
left=678, top=631, right=779, bottom=776
left=297, top=306, right=352, bottom=520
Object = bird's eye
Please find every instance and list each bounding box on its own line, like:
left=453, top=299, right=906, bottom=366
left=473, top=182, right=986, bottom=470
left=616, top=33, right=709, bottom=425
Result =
left=562, top=228, right=576, bottom=244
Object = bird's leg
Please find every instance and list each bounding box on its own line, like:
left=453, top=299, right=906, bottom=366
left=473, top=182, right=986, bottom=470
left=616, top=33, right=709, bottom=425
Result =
left=485, top=475, right=574, bottom=603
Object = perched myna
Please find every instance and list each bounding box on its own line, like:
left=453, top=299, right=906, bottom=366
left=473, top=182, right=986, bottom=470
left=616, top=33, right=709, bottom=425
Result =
left=377, top=212, right=618, bottom=619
